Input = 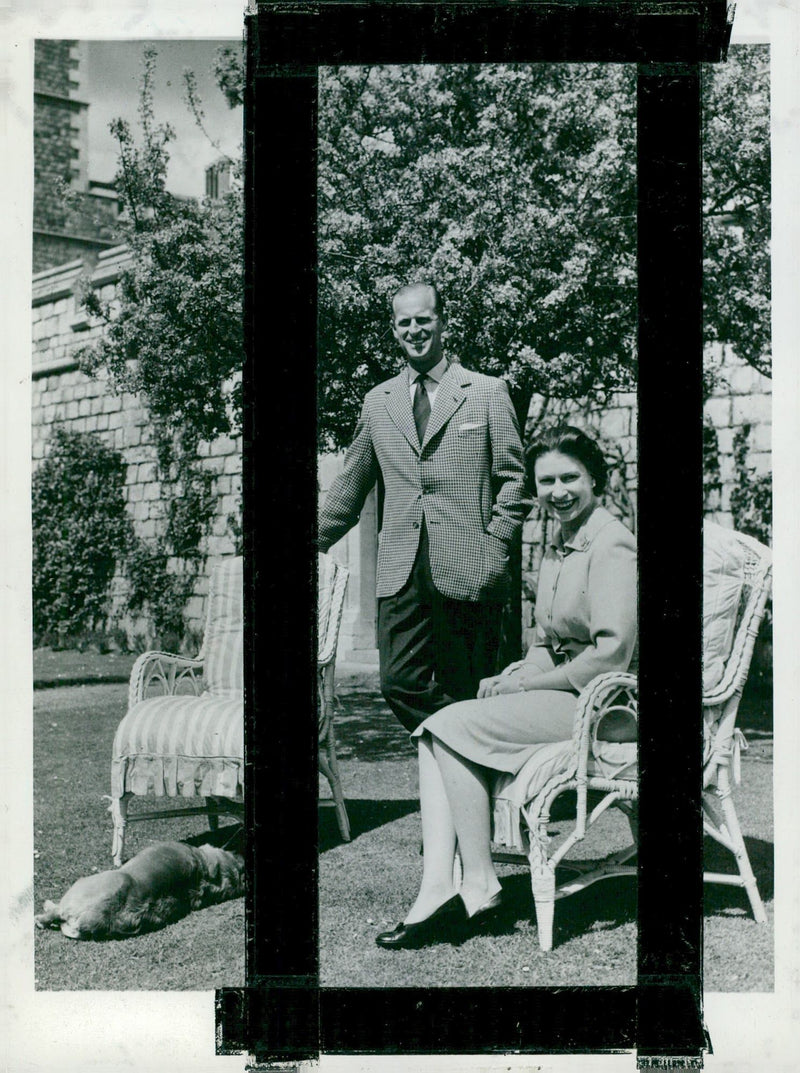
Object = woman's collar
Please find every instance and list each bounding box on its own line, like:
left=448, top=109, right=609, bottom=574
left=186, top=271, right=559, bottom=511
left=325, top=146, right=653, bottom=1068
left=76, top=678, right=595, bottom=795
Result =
left=550, top=505, right=615, bottom=552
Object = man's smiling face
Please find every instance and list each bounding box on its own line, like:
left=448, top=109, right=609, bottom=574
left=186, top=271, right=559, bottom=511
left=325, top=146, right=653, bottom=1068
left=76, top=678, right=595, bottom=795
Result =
left=391, top=285, right=444, bottom=373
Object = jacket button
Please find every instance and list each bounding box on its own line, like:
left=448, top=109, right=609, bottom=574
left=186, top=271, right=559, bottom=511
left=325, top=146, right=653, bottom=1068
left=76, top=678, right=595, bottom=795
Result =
left=412, top=522, right=420, bottom=529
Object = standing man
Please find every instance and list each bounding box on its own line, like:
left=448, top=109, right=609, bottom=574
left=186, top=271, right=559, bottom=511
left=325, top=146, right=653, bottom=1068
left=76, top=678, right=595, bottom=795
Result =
left=319, top=283, right=527, bottom=731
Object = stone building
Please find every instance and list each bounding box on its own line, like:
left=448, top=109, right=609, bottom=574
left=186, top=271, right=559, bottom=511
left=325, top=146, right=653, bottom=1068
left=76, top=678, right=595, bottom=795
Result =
left=33, top=40, right=121, bottom=272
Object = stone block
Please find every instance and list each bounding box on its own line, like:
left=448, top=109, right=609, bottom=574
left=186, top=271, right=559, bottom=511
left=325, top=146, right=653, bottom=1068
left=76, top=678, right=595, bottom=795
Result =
left=78, top=398, right=91, bottom=416
left=103, top=396, right=118, bottom=414
left=65, top=401, right=79, bottom=419
left=728, top=362, right=762, bottom=395
left=212, top=435, right=237, bottom=457
left=185, top=596, right=205, bottom=624
left=127, top=483, right=144, bottom=503
left=753, top=422, right=771, bottom=452
left=142, top=483, right=161, bottom=502
left=125, top=426, right=142, bottom=448
left=704, top=397, right=731, bottom=428
left=718, top=455, right=735, bottom=484
left=207, top=534, right=234, bottom=558
left=750, top=451, right=772, bottom=476
left=137, top=519, right=157, bottom=539
left=223, top=454, right=241, bottom=475
left=598, top=408, right=629, bottom=441
left=732, top=394, right=771, bottom=427
left=715, top=427, right=734, bottom=456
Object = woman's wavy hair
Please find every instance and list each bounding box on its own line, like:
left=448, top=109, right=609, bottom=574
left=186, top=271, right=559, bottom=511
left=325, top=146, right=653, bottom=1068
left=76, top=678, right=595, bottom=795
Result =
left=526, top=424, right=609, bottom=496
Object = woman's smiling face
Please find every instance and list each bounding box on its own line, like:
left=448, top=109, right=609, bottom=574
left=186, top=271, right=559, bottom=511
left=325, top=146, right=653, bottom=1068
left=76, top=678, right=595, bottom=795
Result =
left=534, top=450, right=597, bottom=532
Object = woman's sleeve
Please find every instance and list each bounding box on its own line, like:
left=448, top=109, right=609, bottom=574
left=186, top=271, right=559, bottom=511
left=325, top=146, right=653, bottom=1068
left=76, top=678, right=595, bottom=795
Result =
left=562, top=526, right=638, bottom=692
left=520, top=623, right=559, bottom=674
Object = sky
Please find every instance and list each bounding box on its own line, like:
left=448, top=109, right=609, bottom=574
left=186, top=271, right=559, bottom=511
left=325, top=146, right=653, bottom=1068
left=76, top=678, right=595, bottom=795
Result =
left=84, top=39, right=243, bottom=199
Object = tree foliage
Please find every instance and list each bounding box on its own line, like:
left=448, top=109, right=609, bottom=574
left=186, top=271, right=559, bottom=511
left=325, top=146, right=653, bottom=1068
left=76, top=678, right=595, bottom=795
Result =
left=77, top=46, right=244, bottom=457
left=703, top=45, right=770, bottom=379
left=71, top=45, right=244, bottom=645
left=319, top=63, right=638, bottom=449
left=319, top=53, right=771, bottom=450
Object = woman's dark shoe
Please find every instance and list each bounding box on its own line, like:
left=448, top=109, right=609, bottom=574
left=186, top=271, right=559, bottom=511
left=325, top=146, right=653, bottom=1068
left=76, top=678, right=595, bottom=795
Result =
left=375, top=895, right=466, bottom=949
left=463, top=889, right=504, bottom=928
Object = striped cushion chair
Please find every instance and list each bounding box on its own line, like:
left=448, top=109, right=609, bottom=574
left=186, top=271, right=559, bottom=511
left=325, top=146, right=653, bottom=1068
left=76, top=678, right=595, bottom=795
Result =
left=110, top=558, right=244, bottom=865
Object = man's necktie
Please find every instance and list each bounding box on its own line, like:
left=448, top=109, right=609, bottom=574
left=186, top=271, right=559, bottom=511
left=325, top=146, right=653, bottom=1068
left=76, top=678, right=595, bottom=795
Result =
left=412, top=374, right=431, bottom=443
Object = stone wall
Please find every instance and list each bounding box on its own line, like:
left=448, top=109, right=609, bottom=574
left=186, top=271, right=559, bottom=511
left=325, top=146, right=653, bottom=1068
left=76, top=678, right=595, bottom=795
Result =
left=703, top=345, right=772, bottom=527
left=32, top=246, right=242, bottom=640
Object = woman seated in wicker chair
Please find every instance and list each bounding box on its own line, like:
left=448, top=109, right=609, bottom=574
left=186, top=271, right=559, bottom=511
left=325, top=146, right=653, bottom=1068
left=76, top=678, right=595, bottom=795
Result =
left=376, top=425, right=638, bottom=949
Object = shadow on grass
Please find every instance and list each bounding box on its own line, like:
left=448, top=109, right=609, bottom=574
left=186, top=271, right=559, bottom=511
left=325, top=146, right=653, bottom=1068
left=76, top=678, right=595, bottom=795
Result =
left=319, top=798, right=419, bottom=853
left=333, top=691, right=416, bottom=763
left=183, top=823, right=245, bottom=855
left=703, top=833, right=774, bottom=913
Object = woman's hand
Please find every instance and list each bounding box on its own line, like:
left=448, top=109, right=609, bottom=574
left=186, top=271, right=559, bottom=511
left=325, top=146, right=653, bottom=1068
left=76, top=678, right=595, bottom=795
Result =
left=477, top=674, right=524, bottom=698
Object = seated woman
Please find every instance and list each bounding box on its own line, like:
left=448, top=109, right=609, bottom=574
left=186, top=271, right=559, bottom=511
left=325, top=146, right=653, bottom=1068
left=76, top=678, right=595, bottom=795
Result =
left=376, top=424, right=638, bottom=949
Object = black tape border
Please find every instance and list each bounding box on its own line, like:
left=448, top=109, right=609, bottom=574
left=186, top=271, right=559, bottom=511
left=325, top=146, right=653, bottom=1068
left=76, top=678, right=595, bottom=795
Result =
left=225, top=0, right=726, bottom=1064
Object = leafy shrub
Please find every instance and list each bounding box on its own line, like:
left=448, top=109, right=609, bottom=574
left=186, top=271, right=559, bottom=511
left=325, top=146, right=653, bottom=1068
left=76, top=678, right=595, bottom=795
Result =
left=730, top=424, right=772, bottom=546
left=32, top=428, right=132, bottom=645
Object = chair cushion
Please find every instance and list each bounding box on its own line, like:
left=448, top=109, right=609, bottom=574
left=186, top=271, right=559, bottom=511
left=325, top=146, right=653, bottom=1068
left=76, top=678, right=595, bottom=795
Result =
left=111, top=694, right=243, bottom=800
left=703, top=523, right=747, bottom=693
left=202, top=557, right=244, bottom=697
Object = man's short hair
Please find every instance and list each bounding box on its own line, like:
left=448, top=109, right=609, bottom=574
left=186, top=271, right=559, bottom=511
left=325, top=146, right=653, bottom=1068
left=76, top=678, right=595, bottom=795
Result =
left=391, top=283, right=444, bottom=319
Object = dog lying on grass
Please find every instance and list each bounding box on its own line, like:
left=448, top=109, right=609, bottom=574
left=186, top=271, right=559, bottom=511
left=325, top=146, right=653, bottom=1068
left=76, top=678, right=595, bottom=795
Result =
left=34, top=841, right=245, bottom=939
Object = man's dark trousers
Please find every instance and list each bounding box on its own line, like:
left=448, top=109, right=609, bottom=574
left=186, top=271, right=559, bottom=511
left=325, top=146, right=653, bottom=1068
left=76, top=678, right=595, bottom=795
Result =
left=377, top=521, right=503, bottom=732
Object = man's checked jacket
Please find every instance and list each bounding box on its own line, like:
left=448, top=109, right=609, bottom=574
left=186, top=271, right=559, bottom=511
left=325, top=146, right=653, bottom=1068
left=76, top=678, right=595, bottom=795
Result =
left=319, top=361, right=528, bottom=603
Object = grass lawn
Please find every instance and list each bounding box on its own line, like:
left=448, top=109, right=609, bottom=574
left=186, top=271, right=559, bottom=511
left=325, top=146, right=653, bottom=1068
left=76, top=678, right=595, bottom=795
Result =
left=32, top=664, right=772, bottom=992
left=320, top=686, right=774, bottom=991
left=33, top=683, right=244, bottom=991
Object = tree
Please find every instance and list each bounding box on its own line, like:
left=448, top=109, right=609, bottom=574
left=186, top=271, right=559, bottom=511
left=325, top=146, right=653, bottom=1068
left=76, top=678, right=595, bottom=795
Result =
left=318, top=63, right=638, bottom=449
left=74, top=45, right=244, bottom=644
left=703, top=45, right=770, bottom=381
left=77, top=46, right=244, bottom=459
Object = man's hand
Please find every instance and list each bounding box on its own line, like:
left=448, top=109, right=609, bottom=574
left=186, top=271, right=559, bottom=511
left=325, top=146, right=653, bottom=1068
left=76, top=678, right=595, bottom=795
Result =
left=477, top=673, right=524, bottom=698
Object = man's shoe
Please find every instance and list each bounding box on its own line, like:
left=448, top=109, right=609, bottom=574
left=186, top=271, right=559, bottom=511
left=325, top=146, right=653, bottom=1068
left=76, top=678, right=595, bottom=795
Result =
left=375, top=895, right=466, bottom=949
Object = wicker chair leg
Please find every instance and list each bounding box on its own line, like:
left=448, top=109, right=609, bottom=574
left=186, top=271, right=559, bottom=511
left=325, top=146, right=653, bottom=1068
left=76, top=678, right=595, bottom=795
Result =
left=529, top=831, right=556, bottom=951
left=531, top=866, right=556, bottom=952
left=110, top=793, right=129, bottom=867
left=319, top=750, right=351, bottom=842
left=714, top=769, right=767, bottom=924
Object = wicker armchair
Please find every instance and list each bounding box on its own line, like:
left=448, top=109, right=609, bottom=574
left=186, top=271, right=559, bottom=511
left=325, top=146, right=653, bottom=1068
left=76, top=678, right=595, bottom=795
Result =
left=482, top=524, right=771, bottom=951
left=702, top=528, right=771, bottom=922
left=488, top=672, right=639, bottom=952
left=110, top=558, right=244, bottom=865
left=318, top=553, right=351, bottom=841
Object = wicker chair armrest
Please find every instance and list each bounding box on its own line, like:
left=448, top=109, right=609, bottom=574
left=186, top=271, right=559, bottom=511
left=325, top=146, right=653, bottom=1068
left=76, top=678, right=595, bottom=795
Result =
left=128, top=651, right=205, bottom=708
left=574, top=672, right=639, bottom=775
